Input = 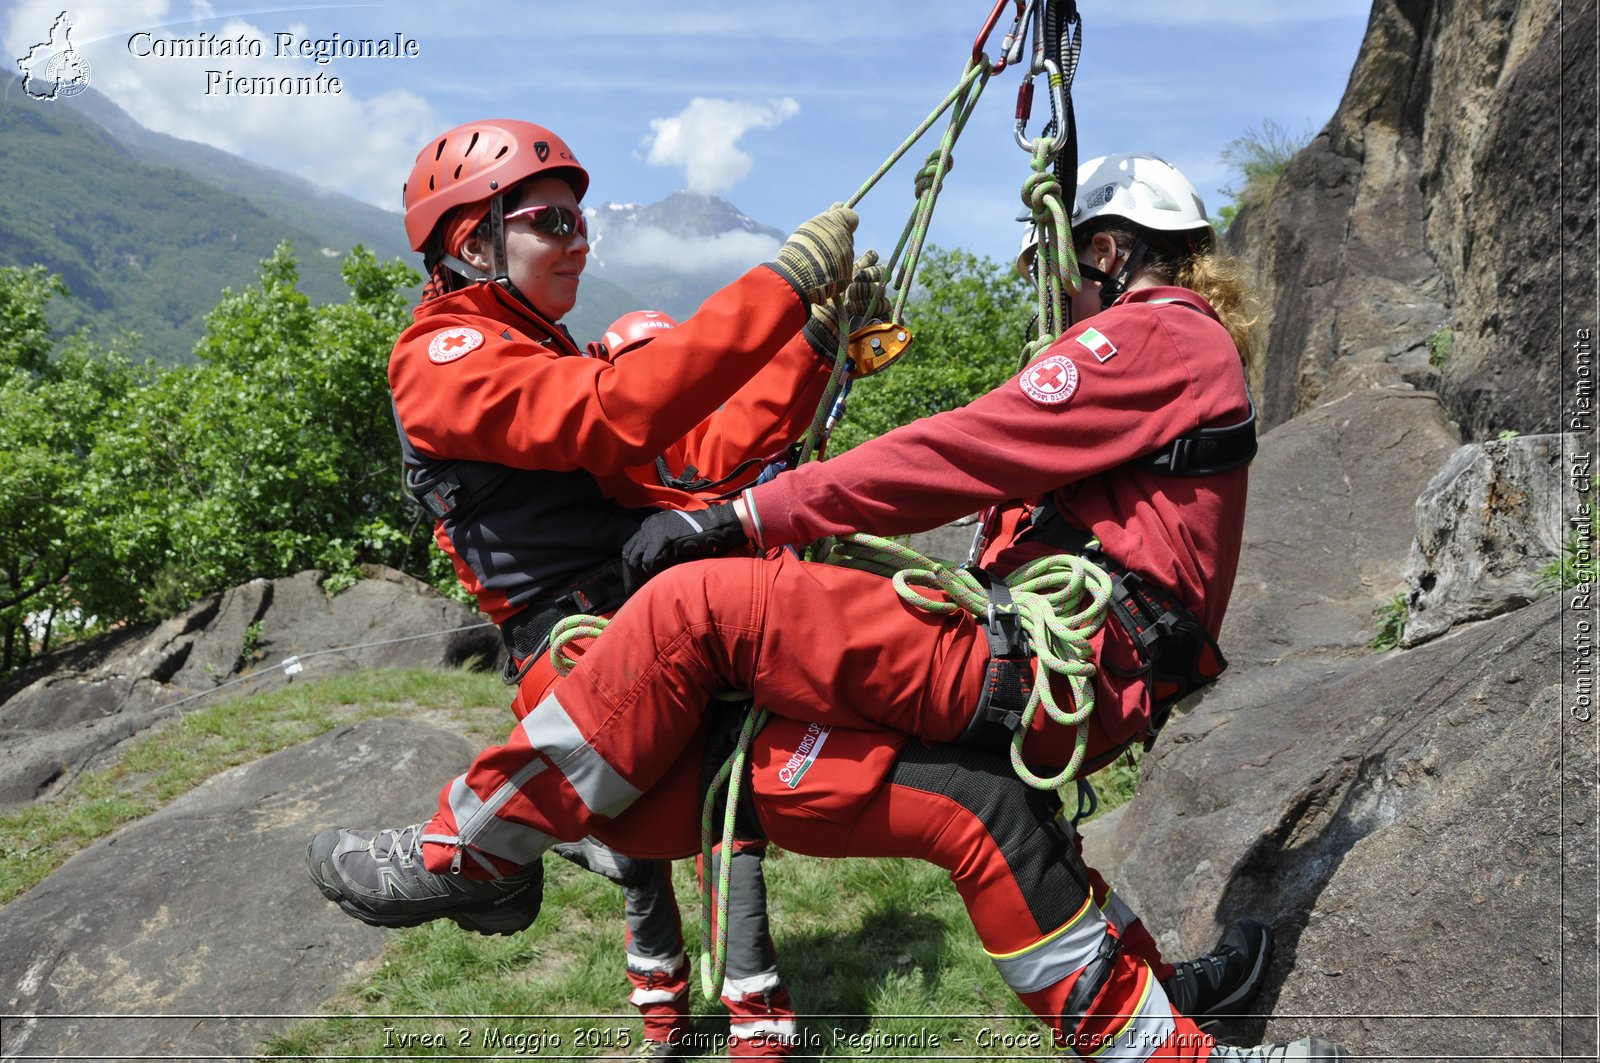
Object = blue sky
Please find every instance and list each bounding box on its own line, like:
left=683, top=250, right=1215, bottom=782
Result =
left=5, top=1, right=1372, bottom=268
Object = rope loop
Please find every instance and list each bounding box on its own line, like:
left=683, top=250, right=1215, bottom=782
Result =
left=828, top=533, right=1112, bottom=792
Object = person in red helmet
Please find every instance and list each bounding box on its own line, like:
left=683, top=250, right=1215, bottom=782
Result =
left=562, top=309, right=799, bottom=1058
left=307, top=118, right=873, bottom=1058
left=310, top=149, right=1349, bottom=1061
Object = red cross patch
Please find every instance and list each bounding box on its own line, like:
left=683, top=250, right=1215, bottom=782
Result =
left=1019, top=354, right=1079, bottom=406
left=427, top=327, right=484, bottom=364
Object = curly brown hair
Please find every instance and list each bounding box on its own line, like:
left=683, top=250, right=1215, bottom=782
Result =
left=1078, top=226, right=1261, bottom=368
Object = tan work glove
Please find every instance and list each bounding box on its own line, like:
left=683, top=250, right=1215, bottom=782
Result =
left=767, top=204, right=859, bottom=304
left=803, top=250, right=893, bottom=361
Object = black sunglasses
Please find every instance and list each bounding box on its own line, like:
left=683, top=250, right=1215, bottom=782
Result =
left=503, top=204, right=587, bottom=239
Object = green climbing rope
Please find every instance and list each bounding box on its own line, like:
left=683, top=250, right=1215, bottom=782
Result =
left=696, top=703, right=768, bottom=998
left=1018, top=135, right=1082, bottom=366
left=826, top=532, right=1113, bottom=789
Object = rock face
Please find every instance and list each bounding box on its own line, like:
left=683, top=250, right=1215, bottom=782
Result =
left=0, top=718, right=474, bottom=1061
left=0, top=566, right=498, bottom=807
left=1231, top=0, right=1597, bottom=439
left=1088, top=596, right=1577, bottom=1059
left=1401, top=433, right=1579, bottom=645
left=1081, top=404, right=1587, bottom=1057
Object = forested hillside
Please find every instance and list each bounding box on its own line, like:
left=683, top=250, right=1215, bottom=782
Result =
left=0, top=83, right=355, bottom=360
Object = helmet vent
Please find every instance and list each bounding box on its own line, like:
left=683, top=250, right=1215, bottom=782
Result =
left=467, top=132, right=480, bottom=155
left=428, top=176, right=435, bottom=191
left=495, top=145, right=510, bottom=159
left=434, top=139, right=446, bottom=161
left=453, top=164, right=463, bottom=180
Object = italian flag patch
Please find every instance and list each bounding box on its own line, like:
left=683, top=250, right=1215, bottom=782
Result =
left=1076, top=326, right=1117, bottom=363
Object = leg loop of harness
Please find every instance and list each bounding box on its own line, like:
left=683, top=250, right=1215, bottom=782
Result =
left=500, top=559, right=631, bottom=685
left=959, top=579, right=1037, bottom=752
left=1100, top=568, right=1228, bottom=748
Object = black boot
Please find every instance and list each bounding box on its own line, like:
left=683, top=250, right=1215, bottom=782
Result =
left=1162, top=917, right=1274, bottom=1020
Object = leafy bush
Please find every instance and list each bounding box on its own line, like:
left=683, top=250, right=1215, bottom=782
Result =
left=0, top=246, right=432, bottom=676
left=1370, top=592, right=1408, bottom=652
left=1426, top=327, right=1454, bottom=369
left=1217, top=119, right=1315, bottom=225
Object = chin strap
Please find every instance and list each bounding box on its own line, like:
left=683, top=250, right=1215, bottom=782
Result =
left=1078, top=237, right=1150, bottom=311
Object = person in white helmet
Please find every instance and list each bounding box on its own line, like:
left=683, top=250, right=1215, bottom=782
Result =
left=308, top=149, right=1347, bottom=1061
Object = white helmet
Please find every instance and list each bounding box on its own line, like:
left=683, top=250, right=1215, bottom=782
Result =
left=1015, top=219, right=1040, bottom=279
left=1016, top=153, right=1209, bottom=279
left=1071, top=153, right=1211, bottom=235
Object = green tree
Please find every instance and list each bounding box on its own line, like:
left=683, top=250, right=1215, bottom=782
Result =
left=79, top=244, right=428, bottom=620
left=0, top=268, right=136, bottom=670
left=828, top=247, right=1034, bottom=454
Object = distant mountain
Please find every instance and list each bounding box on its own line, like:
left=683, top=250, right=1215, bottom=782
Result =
left=587, top=190, right=785, bottom=319
left=0, top=82, right=641, bottom=359
left=0, top=81, right=363, bottom=362
left=60, top=88, right=415, bottom=269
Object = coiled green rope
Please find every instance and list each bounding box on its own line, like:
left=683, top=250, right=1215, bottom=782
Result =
left=826, top=533, right=1112, bottom=789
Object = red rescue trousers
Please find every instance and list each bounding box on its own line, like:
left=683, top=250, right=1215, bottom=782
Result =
left=508, top=631, right=797, bottom=1056
left=419, top=555, right=1204, bottom=1057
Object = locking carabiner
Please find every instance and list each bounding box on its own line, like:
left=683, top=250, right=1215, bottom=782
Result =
left=971, top=0, right=1026, bottom=74
left=1012, top=0, right=1071, bottom=161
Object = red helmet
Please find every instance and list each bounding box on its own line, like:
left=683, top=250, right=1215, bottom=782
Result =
left=402, top=119, right=589, bottom=253
left=603, top=311, right=679, bottom=358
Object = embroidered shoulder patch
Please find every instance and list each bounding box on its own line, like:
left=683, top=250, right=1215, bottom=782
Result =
left=1075, top=326, right=1117, bottom=363
left=1020, top=354, right=1079, bottom=406
left=427, top=327, right=484, bottom=364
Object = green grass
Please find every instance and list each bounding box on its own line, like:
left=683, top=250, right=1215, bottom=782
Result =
left=1537, top=480, right=1598, bottom=592
left=0, top=668, right=506, bottom=904
left=1370, top=592, right=1409, bottom=652
left=260, top=852, right=1055, bottom=1060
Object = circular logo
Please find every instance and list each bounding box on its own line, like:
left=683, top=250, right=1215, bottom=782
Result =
left=427, top=327, right=484, bottom=364
left=44, top=50, right=91, bottom=97
left=1019, top=355, right=1079, bottom=406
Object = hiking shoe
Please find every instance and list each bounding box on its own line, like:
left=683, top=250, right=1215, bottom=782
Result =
left=603, top=1038, right=683, bottom=1060
left=1209, top=1037, right=1351, bottom=1061
left=1163, top=917, right=1274, bottom=1020
left=551, top=836, right=656, bottom=888
left=306, top=823, right=542, bottom=936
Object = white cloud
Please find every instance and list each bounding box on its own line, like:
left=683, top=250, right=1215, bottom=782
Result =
left=642, top=97, right=800, bottom=195
left=5, top=1, right=439, bottom=209
left=606, top=225, right=781, bottom=275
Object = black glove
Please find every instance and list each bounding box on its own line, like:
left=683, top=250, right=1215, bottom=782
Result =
left=622, top=503, right=748, bottom=587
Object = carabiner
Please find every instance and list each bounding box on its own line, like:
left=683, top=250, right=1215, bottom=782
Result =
left=972, top=0, right=1026, bottom=74
left=1012, top=0, right=1072, bottom=161
left=1013, top=57, right=1066, bottom=160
